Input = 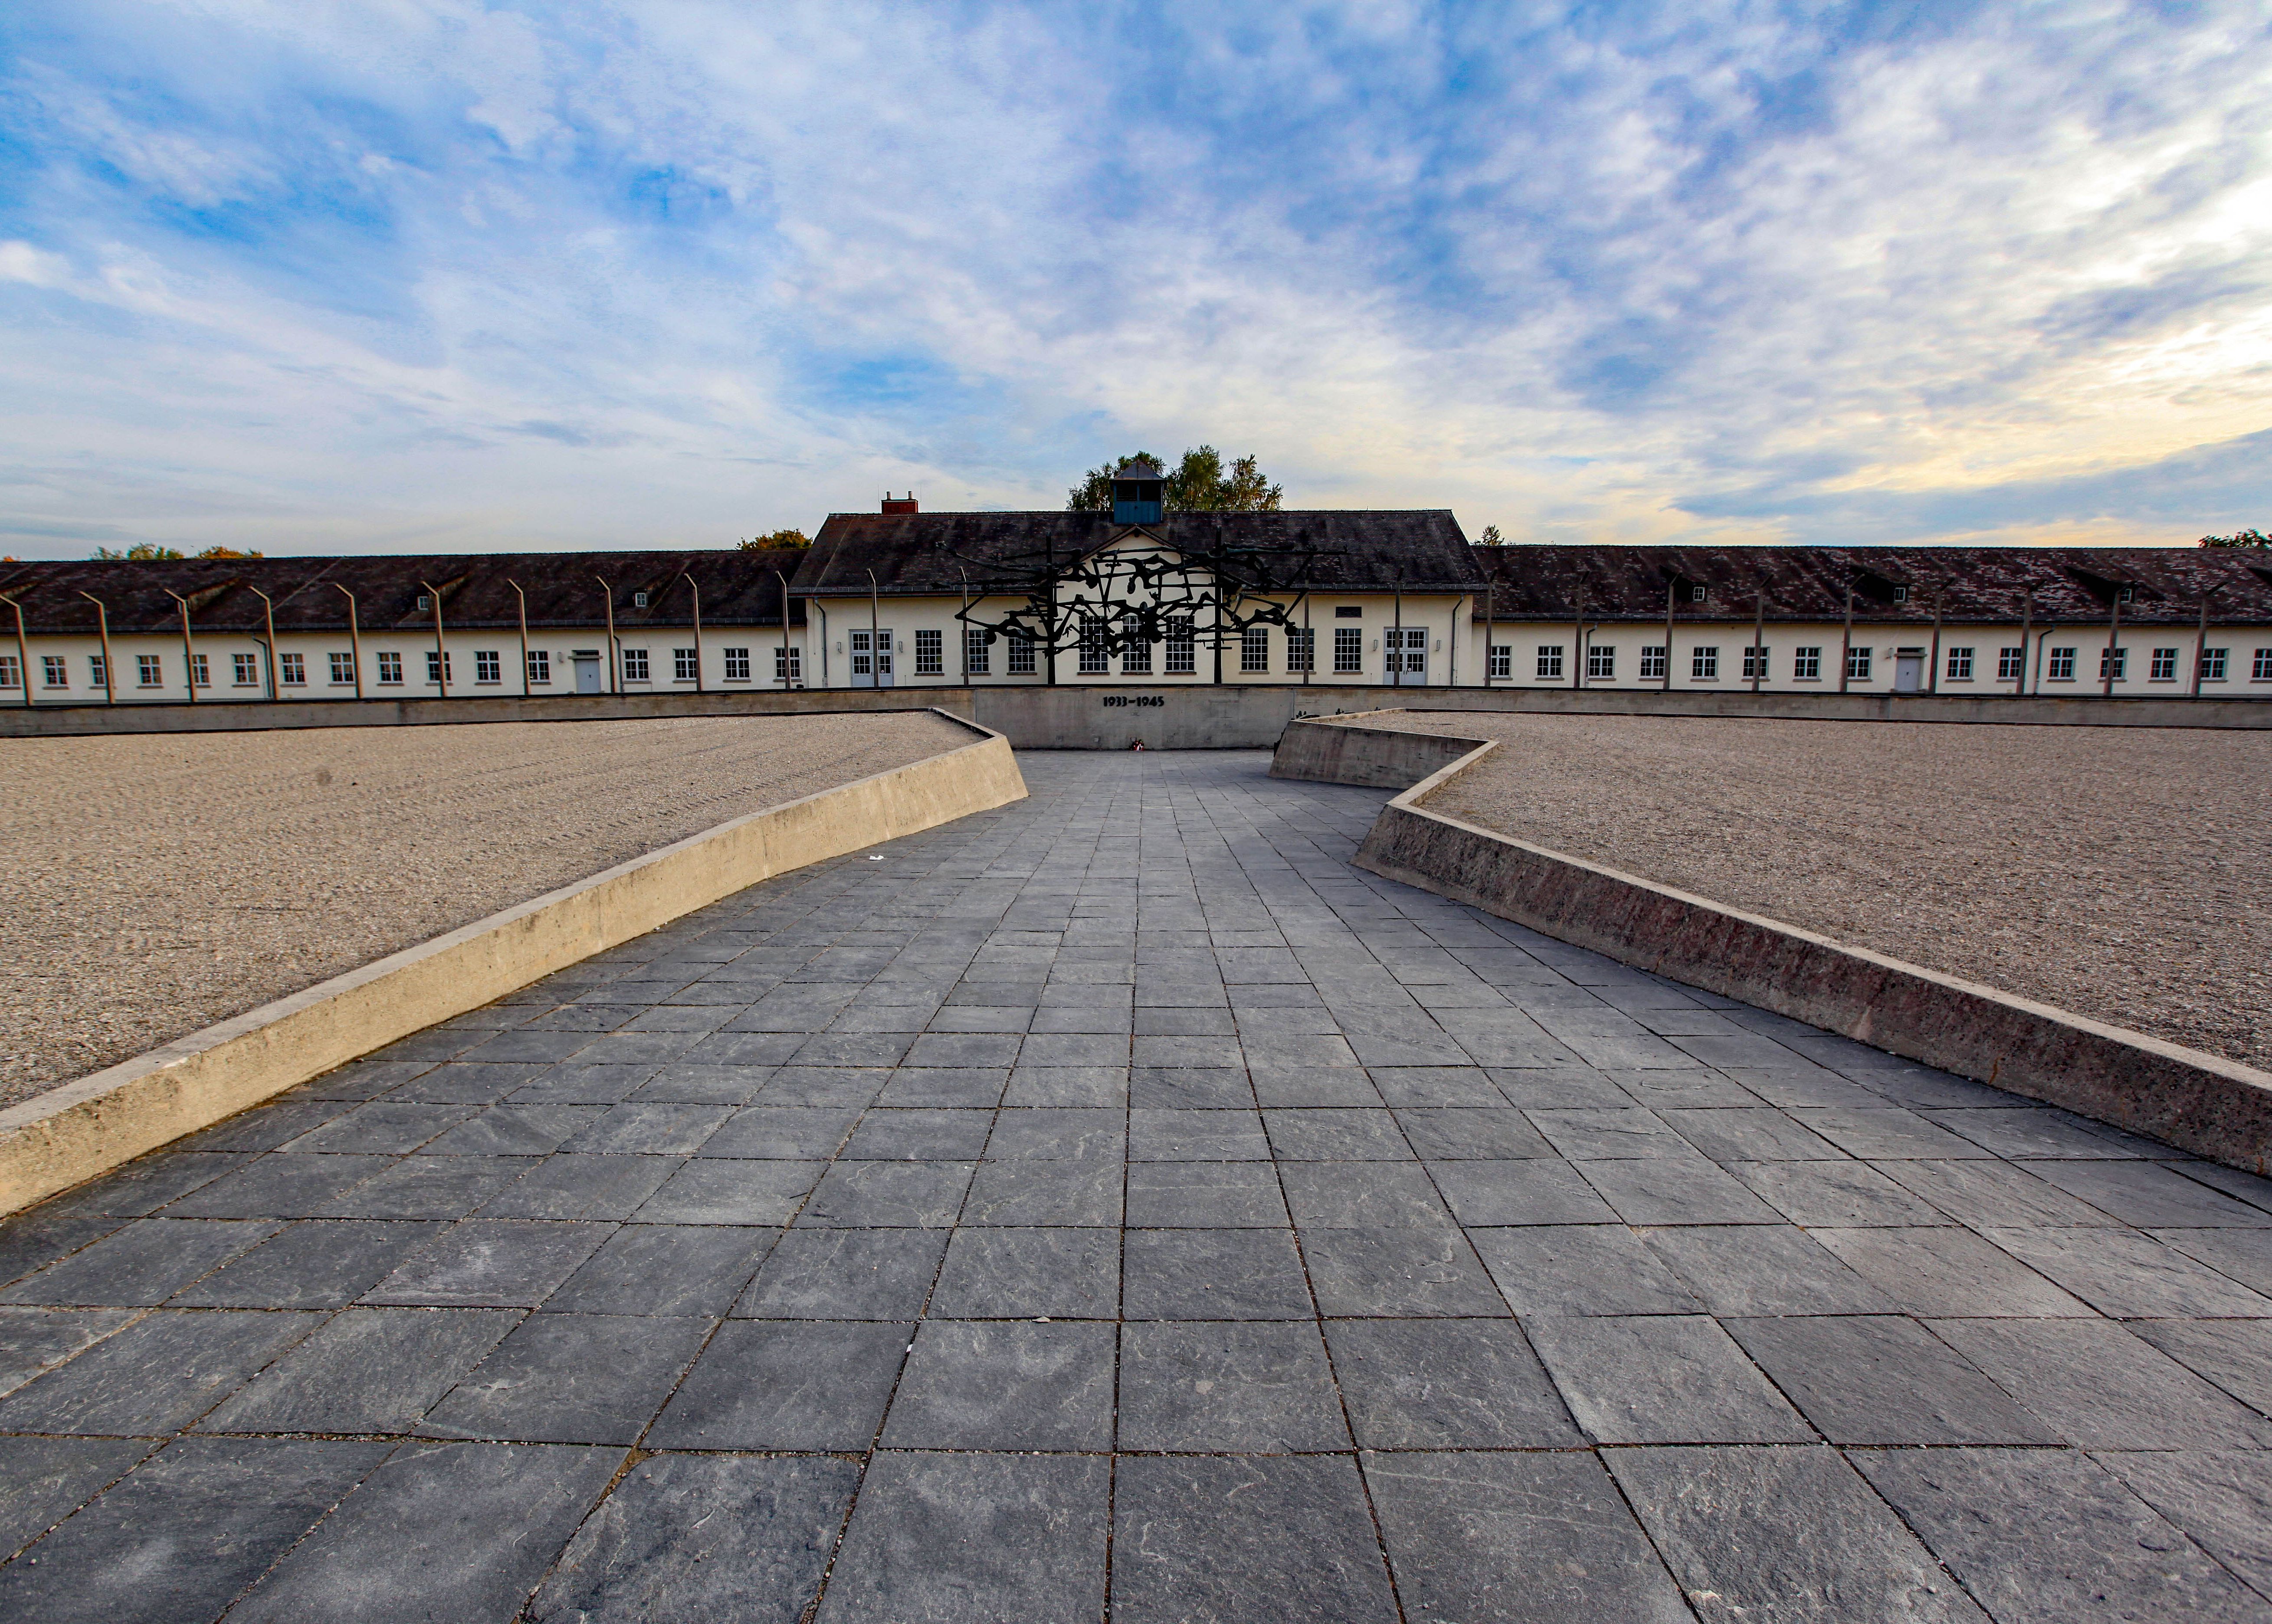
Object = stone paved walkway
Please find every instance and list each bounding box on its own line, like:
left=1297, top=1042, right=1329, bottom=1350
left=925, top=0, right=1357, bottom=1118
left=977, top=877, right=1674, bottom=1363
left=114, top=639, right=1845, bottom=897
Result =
left=4, top=751, right=2272, bottom=1622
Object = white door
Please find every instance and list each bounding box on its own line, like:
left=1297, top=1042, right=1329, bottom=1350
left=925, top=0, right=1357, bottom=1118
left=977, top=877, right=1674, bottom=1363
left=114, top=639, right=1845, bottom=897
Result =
left=1389, top=628, right=1426, bottom=683
left=574, top=653, right=601, bottom=694
left=1895, top=654, right=1924, bottom=692
left=851, top=628, right=895, bottom=688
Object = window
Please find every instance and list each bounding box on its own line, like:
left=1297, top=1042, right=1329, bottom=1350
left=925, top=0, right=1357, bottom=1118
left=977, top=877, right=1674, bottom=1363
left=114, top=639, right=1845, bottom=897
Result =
left=1742, top=645, right=1768, bottom=681
left=426, top=650, right=454, bottom=684
left=633, top=590, right=649, bottom=608
left=2149, top=647, right=2177, bottom=682
left=528, top=649, right=552, bottom=684
left=137, top=654, right=163, bottom=688
left=1692, top=646, right=1718, bottom=680
left=1587, top=644, right=1615, bottom=680
left=2046, top=646, right=2076, bottom=681
left=0, top=655, right=16, bottom=689
left=1997, top=646, right=2025, bottom=681
left=2256, top=648, right=2272, bottom=681
left=1121, top=616, right=1152, bottom=674
left=1286, top=627, right=1315, bottom=673
left=1846, top=647, right=1872, bottom=681
left=1078, top=617, right=1110, bottom=674
left=1488, top=644, right=1512, bottom=680
left=476, top=649, right=504, bottom=684
left=377, top=652, right=403, bottom=685
left=1639, top=645, right=1666, bottom=681
left=2099, top=646, right=2126, bottom=682
left=89, top=655, right=108, bottom=688
left=2201, top=647, right=2227, bottom=681
left=1946, top=647, right=1974, bottom=681
left=1387, top=627, right=1425, bottom=677
left=723, top=647, right=749, bottom=682
left=1793, top=646, right=1822, bottom=681
left=1007, top=633, right=1036, bottom=675
left=1333, top=626, right=1364, bottom=674
left=915, top=629, right=943, bottom=675
left=2115, top=585, right=2135, bottom=604
left=42, top=655, right=66, bottom=688
left=279, top=652, right=305, bottom=686
left=329, top=652, right=356, bottom=685
left=1690, top=584, right=1707, bottom=602
left=1241, top=626, right=1269, bottom=674
left=672, top=647, right=697, bottom=682
left=622, top=648, right=649, bottom=682
left=1334, top=605, right=1362, bottom=618
left=774, top=645, right=802, bottom=683
left=415, top=593, right=431, bottom=611
left=1892, top=585, right=1910, bottom=604
left=191, top=654, right=210, bottom=688
left=1164, top=617, right=1196, bottom=675
left=849, top=629, right=892, bottom=679
left=965, top=628, right=992, bottom=675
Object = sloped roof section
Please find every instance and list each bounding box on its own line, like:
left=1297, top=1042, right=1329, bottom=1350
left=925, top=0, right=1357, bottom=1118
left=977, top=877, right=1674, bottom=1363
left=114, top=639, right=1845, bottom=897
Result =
left=796, top=510, right=1482, bottom=595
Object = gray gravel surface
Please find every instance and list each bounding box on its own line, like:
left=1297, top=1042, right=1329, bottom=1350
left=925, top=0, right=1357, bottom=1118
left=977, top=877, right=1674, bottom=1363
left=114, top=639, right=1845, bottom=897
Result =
left=0, top=713, right=972, bottom=1106
left=1360, top=711, right=2271, bottom=1070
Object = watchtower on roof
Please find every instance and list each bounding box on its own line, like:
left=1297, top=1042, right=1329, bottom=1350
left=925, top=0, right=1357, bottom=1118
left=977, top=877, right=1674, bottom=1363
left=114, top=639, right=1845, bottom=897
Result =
left=1112, top=457, right=1166, bottom=526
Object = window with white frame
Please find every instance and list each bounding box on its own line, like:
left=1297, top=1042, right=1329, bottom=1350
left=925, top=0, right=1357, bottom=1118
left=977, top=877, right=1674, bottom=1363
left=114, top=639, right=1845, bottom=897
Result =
left=723, top=647, right=749, bottom=682
left=1241, top=625, right=1269, bottom=673
left=1333, top=626, right=1364, bottom=674
left=1286, top=627, right=1315, bottom=673
left=915, top=629, right=943, bottom=675
left=0, top=655, right=17, bottom=689
left=672, top=648, right=697, bottom=682
left=965, top=628, right=992, bottom=675
left=329, top=652, right=356, bottom=685
left=279, top=652, right=306, bottom=685
left=137, top=654, right=163, bottom=687
left=88, top=655, right=107, bottom=688
left=1639, top=645, right=1666, bottom=681
left=2099, top=646, right=2126, bottom=682
left=2046, top=646, right=2076, bottom=681
left=1997, top=646, right=2025, bottom=681
left=426, top=650, right=453, bottom=684
left=1121, top=615, right=1152, bottom=674
left=1689, top=584, right=1707, bottom=602
left=774, top=645, right=802, bottom=682
left=528, top=649, right=551, bottom=684
left=1587, top=644, right=1615, bottom=680
left=633, top=590, right=649, bottom=608
left=42, top=655, right=66, bottom=688
left=1006, top=633, right=1036, bottom=674
left=191, top=653, right=210, bottom=688
left=233, top=651, right=262, bottom=685
left=2149, top=647, right=2177, bottom=681
left=1946, top=647, right=1974, bottom=681
left=2255, top=648, right=2272, bottom=681
left=2201, top=647, right=2228, bottom=681
left=1164, top=617, right=1197, bottom=674
left=1692, top=646, right=1719, bottom=680
left=1846, top=647, right=1872, bottom=680
left=1488, top=644, right=1512, bottom=680
left=1536, top=645, right=1564, bottom=680
left=476, top=649, right=504, bottom=684
left=1793, top=646, right=1822, bottom=680
left=1078, top=617, right=1110, bottom=674
left=1743, top=645, right=1768, bottom=680
left=376, top=651, right=403, bottom=685
left=622, top=648, right=650, bottom=681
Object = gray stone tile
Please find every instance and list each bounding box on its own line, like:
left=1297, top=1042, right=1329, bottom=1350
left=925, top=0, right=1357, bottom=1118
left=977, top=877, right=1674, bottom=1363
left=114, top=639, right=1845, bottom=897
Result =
left=817, top=1452, right=1107, bottom=1624
left=2023, top=1159, right=2272, bottom=1228
left=1853, top=1447, right=2264, bottom=1623
left=1525, top=1315, right=1813, bottom=1443
left=172, top=1220, right=446, bottom=1310
left=222, top=1439, right=619, bottom=1624
left=1117, top=1320, right=1350, bottom=1451
left=1810, top=1225, right=2094, bottom=1316
left=529, top=1453, right=857, bottom=1624
left=0, top=1307, right=138, bottom=1399
left=1280, top=1162, right=1455, bottom=1229
left=422, top=1313, right=709, bottom=1444
left=204, top=1306, right=520, bottom=1434
left=1469, top=1226, right=1699, bottom=1316
left=630, top=1062, right=774, bottom=1104
left=1490, top=1067, right=1636, bottom=1107
left=1982, top=1226, right=2272, bottom=1318
left=31, top=1152, right=245, bottom=1218
left=1727, top=1314, right=2056, bottom=1445
left=2132, top=1320, right=2272, bottom=1417
left=648, top=1320, right=910, bottom=1449
left=0, top=1216, right=124, bottom=1293
left=362, top=1219, right=610, bottom=1306
left=1128, top=1066, right=1254, bottom=1108
left=1931, top=1316, right=2272, bottom=1449
left=1, top=1218, right=279, bottom=1306
left=632, top=1159, right=821, bottom=1225
left=1249, top=1063, right=1387, bottom=1105
left=1261, top=1107, right=1413, bottom=1160
left=1642, top=1224, right=1896, bottom=1316
left=2095, top=1450, right=2272, bottom=1606
left=1659, top=1106, right=1847, bottom=1162
left=282, top=1101, right=481, bottom=1154
left=1125, top=1162, right=1288, bottom=1227
left=794, top=1161, right=974, bottom=1227
left=175, top=1099, right=355, bottom=1153
left=843, top=1107, right=995, bottom=1161
left=1327, top=1319, right=1581, bottom=1447
left=1730, top=1159, right=1950, bottom=1226
left=930, top=1227, right=1120, bottom=1319
left=1123, top=1228, right=1314, bottom=1319
left=2158, top=1227, right=2272, bottom=1297
left=1926, top=1106, right=2151, bottom=1159
left=1300, top=1225, right=1507, bottom=1316
left=164, top=1154, right=396, bottom=1218
left=1525, top=1107, right=1688, bottom=1159
left=0, top=1308, right=325, bottom=1436
left=1878, top=1156, right=2121, bottom=1227
left=1369, top=1064, right=1506, bottom=1105
left=477, top=1153, right=679, bottom=1219
left=1607, top=1445, right=1989, bottom=1622
left=0, top=1435, right=153, bottom=1561
left=414, top=1103, right=606, bottom=1156
left=960, top=1158, right=1124, bottom=1226
left=390, top=1062, right=548, bottom=1104
left=880, top=1320, right=1115, bottom=1448
left=561, top=1102, right=733, bottom=1155
left=1111, top=1454, right=1398, bottom=1624
left=1365, top=1450, right=1688, bottom=1623
left=318, top=1155, right=536, bottom=1220
left=1003, top=1065, right=1128, bottom=1106
left=697, top=1106, right=862, bottom=1159
left=510, top=1063, right=659, bottom=1104
left=546, top=1224, right=773, bottom=1316
left=874, top=1066, right=1007, bottom=1107
left=0, top=1437, right=391, bottom=1624
left=733, top=1228, right=947, bottom=1320
left=981, top=1106, right=1124, bottom=1161
left=1129, top=1107, right=1270, bottom=1160
left=1390, top=1106, right=1551, bottom=1159
left=1576, top=1156, right=1786, bottom=1224
left=1430, top=1159, right=1619, bottom=1225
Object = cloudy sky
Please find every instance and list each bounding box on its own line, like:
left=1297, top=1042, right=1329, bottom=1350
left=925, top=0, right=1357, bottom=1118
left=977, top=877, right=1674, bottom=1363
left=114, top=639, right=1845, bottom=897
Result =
left=3, top=1, right=2267, bottom=558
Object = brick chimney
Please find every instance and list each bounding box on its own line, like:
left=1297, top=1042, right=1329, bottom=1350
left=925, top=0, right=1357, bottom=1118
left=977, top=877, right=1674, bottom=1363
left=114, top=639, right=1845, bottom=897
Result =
left=881, top=492, right=917, bottom=514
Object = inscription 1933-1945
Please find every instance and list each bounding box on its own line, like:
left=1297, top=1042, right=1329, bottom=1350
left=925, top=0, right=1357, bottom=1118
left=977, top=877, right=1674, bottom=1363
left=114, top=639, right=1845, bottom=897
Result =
left=1101, top=694, right=1166, bottom=708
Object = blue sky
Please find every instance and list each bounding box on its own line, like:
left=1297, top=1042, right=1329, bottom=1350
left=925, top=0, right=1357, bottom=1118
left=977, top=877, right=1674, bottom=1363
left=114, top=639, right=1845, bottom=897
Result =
left=2, top=1, right=2267, bottom=557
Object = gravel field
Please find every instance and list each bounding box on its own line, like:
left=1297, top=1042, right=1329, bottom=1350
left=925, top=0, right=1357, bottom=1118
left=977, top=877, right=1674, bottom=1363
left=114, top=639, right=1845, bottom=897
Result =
left=1362, top=711, right=2271, bottom=1070
left=0, top=712, right=972, bottom=1106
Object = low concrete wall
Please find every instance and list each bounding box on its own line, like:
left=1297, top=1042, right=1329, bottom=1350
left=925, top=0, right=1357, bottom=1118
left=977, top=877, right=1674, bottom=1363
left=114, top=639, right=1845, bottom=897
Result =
left=1266, top=712, right=1482, bottom=788
left=0, top=713, right=1027, bottom=1215
left=1275, top=720, right=2272, bottom=1172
